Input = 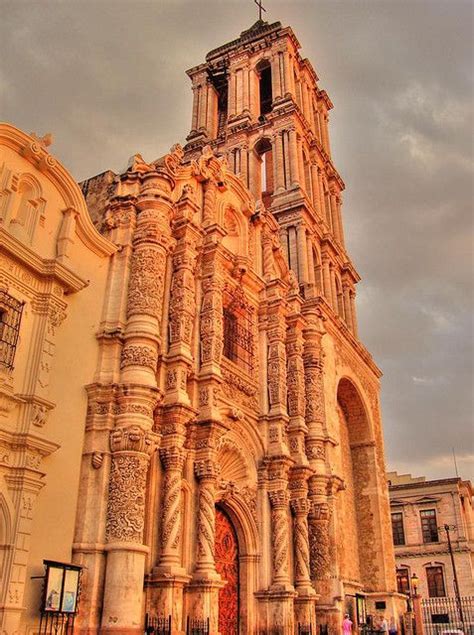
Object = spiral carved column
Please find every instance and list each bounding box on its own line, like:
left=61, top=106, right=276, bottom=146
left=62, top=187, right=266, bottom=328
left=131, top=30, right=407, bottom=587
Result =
left=194, top=459, right=220, bottom=578
left=159, top=446, right=186, bottom=569
left=268, top=489, right=291, bottom=589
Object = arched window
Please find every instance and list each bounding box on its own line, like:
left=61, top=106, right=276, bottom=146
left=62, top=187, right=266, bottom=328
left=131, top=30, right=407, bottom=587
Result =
left=223, top=288, right=254, bottom=374
left=254, top=138, right=274, bottom=208
left=426, top=564, right=446, bottom=597
left=256, top=59, right=272, bottom=116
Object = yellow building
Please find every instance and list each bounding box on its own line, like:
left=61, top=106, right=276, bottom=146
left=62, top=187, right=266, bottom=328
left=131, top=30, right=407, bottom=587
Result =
left=0, top=124, right=115, bottom=633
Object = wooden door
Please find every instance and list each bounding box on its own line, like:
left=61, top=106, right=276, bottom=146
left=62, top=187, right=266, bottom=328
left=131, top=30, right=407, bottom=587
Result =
left=215, top=508, right=239, bottom=635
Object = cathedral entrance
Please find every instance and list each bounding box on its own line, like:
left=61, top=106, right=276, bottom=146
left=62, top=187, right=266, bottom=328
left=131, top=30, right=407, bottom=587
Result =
left=215, top=508, right=239, bottom=635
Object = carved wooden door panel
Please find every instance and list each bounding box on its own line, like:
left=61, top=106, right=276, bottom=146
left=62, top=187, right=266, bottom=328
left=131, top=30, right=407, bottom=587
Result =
left=215, top=508, right=239, bottom=635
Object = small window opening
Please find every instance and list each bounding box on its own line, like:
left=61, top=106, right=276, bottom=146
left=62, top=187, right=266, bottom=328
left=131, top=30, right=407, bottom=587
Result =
left=223, top=290, right=254, bottom=374
left=257, top=60, right=272, bottom=116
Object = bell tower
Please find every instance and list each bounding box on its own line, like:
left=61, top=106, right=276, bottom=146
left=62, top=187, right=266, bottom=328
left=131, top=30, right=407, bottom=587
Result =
left=185, top=19, right=360, bottom=336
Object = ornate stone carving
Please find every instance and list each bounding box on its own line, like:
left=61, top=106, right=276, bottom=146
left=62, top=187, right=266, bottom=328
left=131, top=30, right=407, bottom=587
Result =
left=291, top=498, right=312, bottom=585
left=91, top=452, right=104, bottom=469
left=159, top=447, right=185, bottom=556
left=127, top=247, right=166, bottom=319
left=109, top=425, right=157, bottom=455
left=120, top=344, right=157, bottom=371
left=268, top=489, right=290, bottom=584
left=105, top=453, right=149, bottom=543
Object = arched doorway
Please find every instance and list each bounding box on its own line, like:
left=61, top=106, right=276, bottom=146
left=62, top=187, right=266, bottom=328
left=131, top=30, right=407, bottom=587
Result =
left=215, top=507, right=239, bottom=635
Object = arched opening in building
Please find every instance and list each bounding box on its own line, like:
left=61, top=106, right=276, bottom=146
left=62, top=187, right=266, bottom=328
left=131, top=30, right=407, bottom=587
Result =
left=256, top=59, right=272, bottom=116
left=254, top=137, right=273, bottom=208
left=337, top=378, right=379, bottom=589
left=208, top=65, right=228, bottom=135
left=215, top=507, right=239, bottom=635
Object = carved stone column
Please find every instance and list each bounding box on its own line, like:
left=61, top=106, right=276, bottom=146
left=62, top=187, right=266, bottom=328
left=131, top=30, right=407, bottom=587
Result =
left=291, top=497, right=313, bottom=591
left=194, top=458, right=220, bottom=578
left=350, top=289, right=359, bottom=338
left=158, top=446, right=186, bottom=570
left=321, top=254, right=332, bottom=306
left=188, top=457, right=224, bottom=634
left=288, top=128, right=300, bottom=187
left=342, top=282, right=353, bottom=332
left=269, top=488, right=291, bottom=586
left=101, top=422, right=159, bottom=633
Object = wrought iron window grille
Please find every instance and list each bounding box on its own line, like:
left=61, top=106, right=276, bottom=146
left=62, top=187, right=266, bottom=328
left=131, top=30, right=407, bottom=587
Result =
left=0, top=290, right=24, bottom=370
left=223, top=306, right=254, bottom=374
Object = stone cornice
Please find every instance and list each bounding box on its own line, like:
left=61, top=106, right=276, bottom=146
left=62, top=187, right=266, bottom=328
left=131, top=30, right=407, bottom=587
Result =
left=0, top=228, right=88, bottom=294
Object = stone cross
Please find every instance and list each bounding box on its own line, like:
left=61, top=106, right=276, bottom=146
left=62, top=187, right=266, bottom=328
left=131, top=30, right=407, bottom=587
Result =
left=254, top=0, right=266, bottom=21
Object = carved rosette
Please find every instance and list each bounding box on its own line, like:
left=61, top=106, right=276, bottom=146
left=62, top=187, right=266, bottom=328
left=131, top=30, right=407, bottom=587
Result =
left=159, top=446, right=186, bottom=560
left=268, top=489, right=290, bottom=585
left=105, top=426, right=158, bottom=544
left=194, top=459, right=220, bottom=573
left=290, top=497, right=312, bottom=587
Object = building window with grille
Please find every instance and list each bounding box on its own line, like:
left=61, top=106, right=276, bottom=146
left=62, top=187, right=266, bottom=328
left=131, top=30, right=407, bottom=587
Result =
left=391, top=512, right=405, bottom=546
left=0, top=290, right=24, bottom=370
left=421, top=509, right=439, bottom=543
left=426, top=566, right=446, bottom=597
left=222, top=290, right=254, bottom=374
left=396, top=568, right=410, bottom=594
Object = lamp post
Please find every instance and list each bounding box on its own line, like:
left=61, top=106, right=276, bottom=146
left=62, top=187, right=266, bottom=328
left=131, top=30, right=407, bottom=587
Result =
left=410, top=572, right=424, bottom=635
left=442, top=524, right=465, bottom=628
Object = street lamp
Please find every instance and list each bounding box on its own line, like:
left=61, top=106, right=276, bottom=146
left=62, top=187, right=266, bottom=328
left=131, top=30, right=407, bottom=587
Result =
left=411, top=573, right=419, bottom=596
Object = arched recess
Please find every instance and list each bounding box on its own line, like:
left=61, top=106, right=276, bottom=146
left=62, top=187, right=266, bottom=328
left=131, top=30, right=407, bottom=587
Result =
left=336, top=377, right=383, bottom=591
left=8, top=172, right=45, bottom=243
left=221, top=204, right=247, bottom=257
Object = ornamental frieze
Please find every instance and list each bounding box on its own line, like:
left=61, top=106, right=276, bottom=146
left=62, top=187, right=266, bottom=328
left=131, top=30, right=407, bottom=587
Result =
left=120, top=344, right=157, bottom=371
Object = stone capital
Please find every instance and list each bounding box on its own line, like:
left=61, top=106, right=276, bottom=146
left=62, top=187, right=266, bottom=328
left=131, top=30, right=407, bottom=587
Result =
left=290, top=497, right=311, bottom=516
left=268, top=488, right=290, bottom=509
left=109, top=425, right=159, bottom=455
left=194, top=458, right=220, bottom=481
left=160, top=446, right=186, bottom=472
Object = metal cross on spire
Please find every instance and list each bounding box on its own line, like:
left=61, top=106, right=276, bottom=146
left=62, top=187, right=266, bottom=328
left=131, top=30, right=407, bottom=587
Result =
left=254, top=0, right=266, bottom=21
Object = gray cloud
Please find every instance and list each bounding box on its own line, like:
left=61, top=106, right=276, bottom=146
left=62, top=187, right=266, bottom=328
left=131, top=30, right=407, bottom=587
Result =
left=1, top=0, right=472, bottom=480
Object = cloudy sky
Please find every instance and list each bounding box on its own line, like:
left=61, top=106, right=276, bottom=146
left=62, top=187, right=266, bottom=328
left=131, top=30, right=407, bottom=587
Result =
left=2, top=0, right=472, bottom=481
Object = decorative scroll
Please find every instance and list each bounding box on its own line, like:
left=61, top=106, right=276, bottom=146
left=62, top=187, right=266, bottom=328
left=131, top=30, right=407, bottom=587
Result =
left=215, top=509, right=239, bottom=635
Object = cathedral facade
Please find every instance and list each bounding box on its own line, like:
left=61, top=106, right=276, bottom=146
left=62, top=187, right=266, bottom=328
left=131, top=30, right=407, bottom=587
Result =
left=0, top=18, right=402, bottom=635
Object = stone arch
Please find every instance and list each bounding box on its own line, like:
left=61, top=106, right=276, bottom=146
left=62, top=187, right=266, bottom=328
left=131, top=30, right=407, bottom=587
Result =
left=215, top=491, right=259, bottom=635
left=336, top=377, right=382, bottom=591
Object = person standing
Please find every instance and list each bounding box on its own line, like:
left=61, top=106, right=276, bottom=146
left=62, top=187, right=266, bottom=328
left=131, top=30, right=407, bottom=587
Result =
left=343, top=614, right=353, bottom=635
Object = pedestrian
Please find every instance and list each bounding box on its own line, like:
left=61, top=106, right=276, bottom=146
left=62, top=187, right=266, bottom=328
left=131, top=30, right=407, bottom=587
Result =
left=380, top=616, right=389, bottom=634
left=389, top=617, right=397, bottom=635
left=343, top=614, right=353, bottom=635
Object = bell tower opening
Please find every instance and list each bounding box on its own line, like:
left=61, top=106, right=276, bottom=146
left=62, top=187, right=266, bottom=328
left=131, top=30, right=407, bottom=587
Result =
left=257, top=59, right=272, bottom=116
left=255, top=137, right=274, bottom=207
